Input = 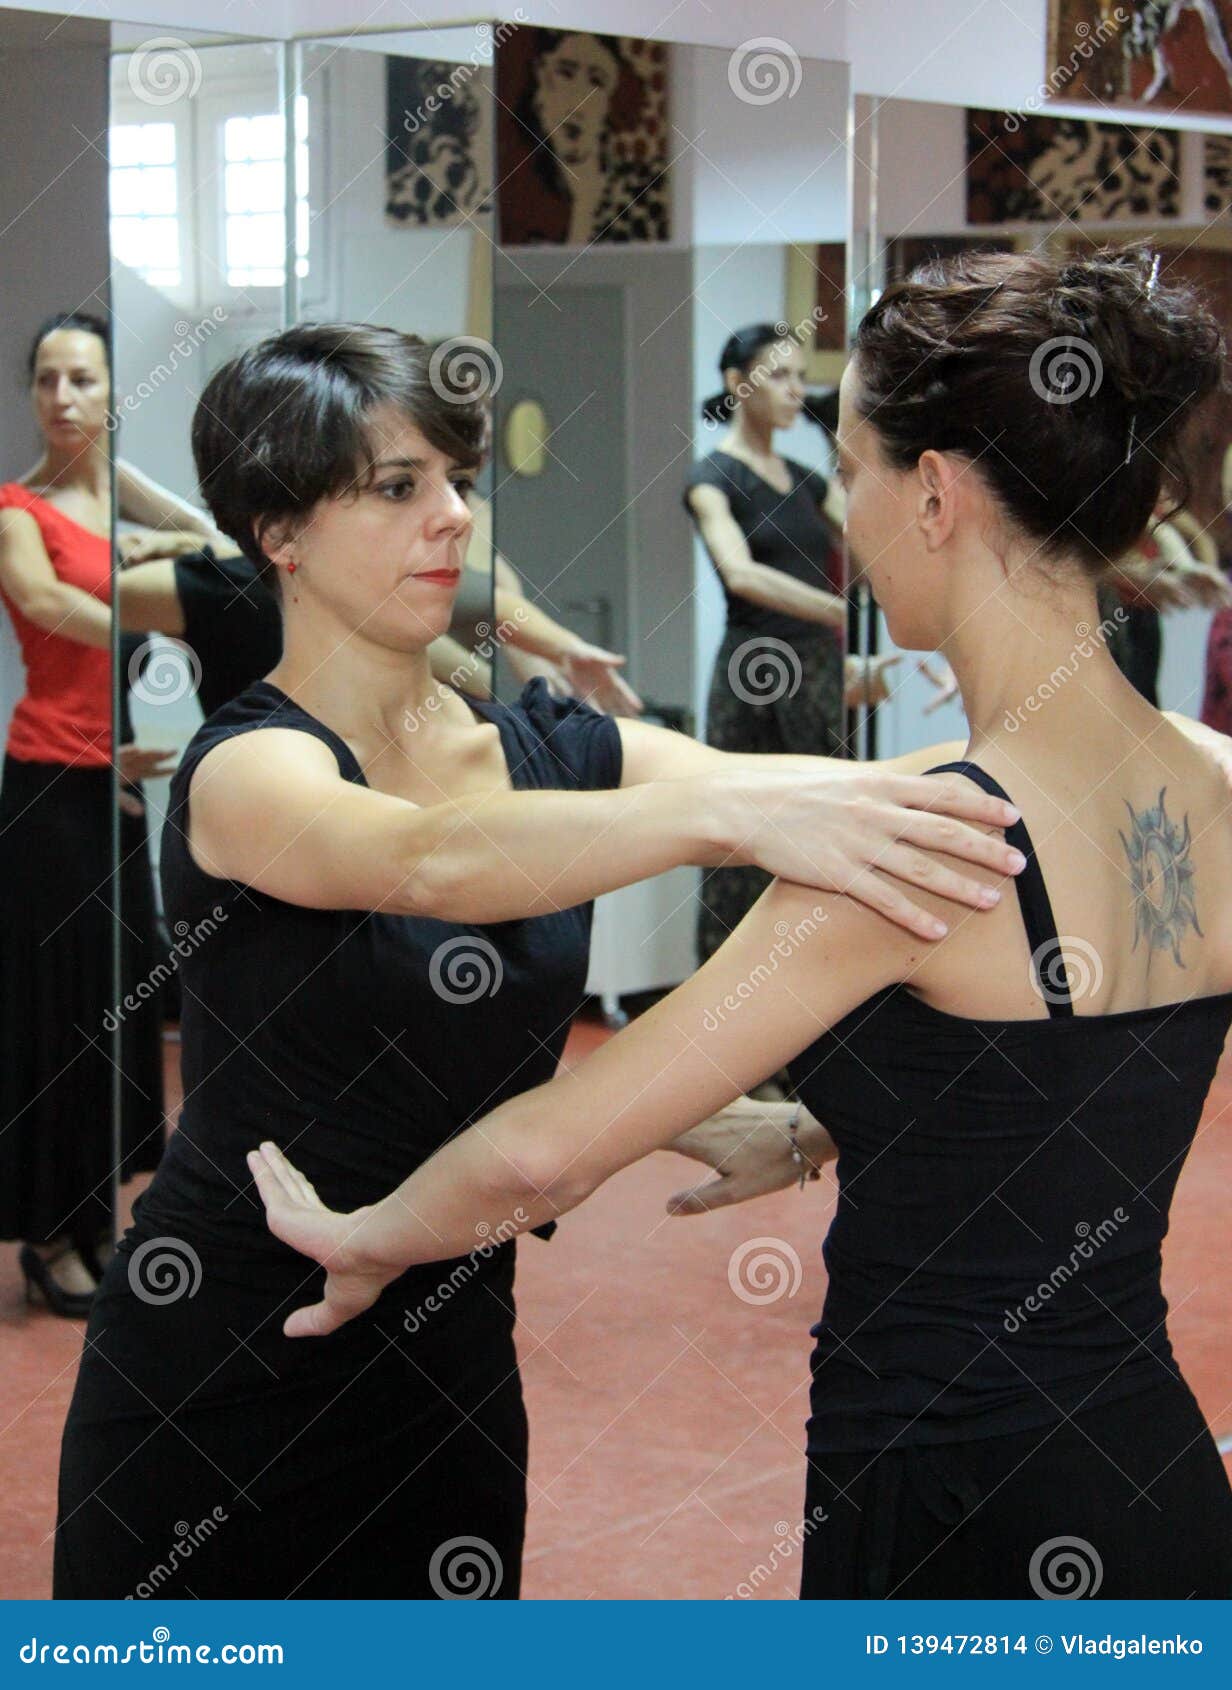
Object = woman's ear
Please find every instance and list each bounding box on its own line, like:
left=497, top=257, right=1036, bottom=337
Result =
left=916, top=450, right=958, bottom=551
left=255, top=514, right=295, bottom=568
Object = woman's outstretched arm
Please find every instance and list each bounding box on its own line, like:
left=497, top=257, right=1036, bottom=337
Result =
left=249, top=873, right=924, bottom=1335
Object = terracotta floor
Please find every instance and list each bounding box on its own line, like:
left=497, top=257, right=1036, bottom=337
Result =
left=3, top=1016, right=1231, bottom=1600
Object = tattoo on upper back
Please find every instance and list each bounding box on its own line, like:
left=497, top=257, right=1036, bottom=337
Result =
left=1119, top=787, right=1202, bottom=968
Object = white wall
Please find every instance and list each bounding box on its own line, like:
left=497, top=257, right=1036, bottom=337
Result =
left=296, top=42, right=481, bottom=332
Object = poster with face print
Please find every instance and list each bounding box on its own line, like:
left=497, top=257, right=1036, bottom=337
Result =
left=496, top=27, right=670, bottom=245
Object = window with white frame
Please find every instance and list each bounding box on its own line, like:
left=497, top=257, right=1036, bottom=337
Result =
left=223, top=95, right=309, bottom=289
left=109, top=121, right=182, bottom=289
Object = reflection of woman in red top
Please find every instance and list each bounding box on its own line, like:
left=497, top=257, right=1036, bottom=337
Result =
left=0, top=313, right=166, bottom=1316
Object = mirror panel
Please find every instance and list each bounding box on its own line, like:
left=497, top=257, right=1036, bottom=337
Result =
left=857, top=96, right=1231, bottom=754
left=491, top=34, right=851, bottom=1007
left=0, top=5, right=114, bottom=1517
left=293, top=24, right=499, bottom=672
left=106, top=28, right=290, bottom=1256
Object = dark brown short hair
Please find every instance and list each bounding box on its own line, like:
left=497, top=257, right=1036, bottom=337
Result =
left=192, top=322, right=489, bottom=589
left=851, top=245, right=1226, bottom=574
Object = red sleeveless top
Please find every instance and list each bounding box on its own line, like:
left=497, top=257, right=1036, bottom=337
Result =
left=0, top=483, right=111, bottom=767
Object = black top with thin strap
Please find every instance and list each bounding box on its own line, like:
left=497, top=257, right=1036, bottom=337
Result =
left=788, top=760, right=1232, bottom=1453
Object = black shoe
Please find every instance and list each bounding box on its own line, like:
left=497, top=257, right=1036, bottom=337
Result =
left=18, top=1245, right=96, bottom=1319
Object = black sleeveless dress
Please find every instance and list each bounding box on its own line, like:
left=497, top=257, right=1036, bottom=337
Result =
left=53, top=676, right=621, bottom=1600
left=792, top=762, right=1232, bottom=1599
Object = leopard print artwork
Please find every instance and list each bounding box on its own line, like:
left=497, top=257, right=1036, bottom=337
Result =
left=967, top=109, right=1180, bottom=222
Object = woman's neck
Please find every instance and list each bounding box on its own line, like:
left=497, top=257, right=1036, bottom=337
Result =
left=268, top=620, right=468, bottom=748
left=721, top=412, right=776, bottom=459
left=943, top=569, right=1142, bottom=747
left=26, top=442, right=110, bottom=497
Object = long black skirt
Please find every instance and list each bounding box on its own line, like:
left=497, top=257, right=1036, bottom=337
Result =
left=0, top=756, right=164, bottom=1244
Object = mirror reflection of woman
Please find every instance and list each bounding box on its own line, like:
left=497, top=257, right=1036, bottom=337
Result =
left=52, top=320, right=1028, bottom=1601
left=0, top=314, right=167, bottom=1317
left=253, top=251, right=1232, bottom=1599
left=684, top=327, right=852, bottom=968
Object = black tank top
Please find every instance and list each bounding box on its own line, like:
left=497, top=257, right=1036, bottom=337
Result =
left=137, top=676, right=622, bottom=1293
left=789, top=760, right=1232, bottom=1452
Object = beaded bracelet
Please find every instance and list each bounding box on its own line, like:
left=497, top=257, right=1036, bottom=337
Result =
left=788, top=1103, right=822, bottom=1189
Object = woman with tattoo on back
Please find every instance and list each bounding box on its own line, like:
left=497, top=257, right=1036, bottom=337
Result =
left=253, top=248, right=1232, bottom=1598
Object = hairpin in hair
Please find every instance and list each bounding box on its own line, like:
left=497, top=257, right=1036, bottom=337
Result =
left=1124, top=252, right=1162, bottom=465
